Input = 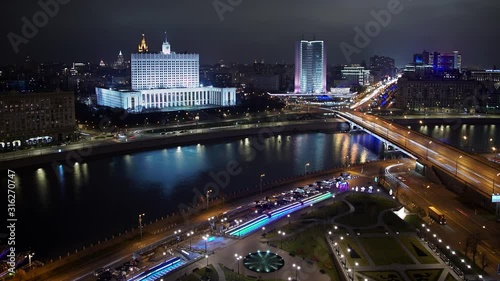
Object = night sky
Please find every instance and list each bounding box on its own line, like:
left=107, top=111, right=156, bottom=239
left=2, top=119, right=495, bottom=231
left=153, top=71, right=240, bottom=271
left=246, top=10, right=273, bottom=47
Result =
left=1, top=0, right=499, bottom=68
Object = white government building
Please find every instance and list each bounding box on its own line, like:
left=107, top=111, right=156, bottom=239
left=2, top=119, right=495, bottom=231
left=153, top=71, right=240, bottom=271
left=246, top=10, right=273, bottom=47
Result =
left=96, top=33, right=236, bottom=112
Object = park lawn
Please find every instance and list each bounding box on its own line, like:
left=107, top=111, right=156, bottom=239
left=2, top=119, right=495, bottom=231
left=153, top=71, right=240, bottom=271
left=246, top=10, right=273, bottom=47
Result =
left=359, top=237, right=415, bottom=266
left=264, top=221, right=310, bottom=240
left=404, top=214, right=425, bottom=230
left=383, top=212, right=416, bottom=233
left=281, top=226, right=341, bottom=281
left=406, top=269, right=443, bottom=281
left=335, top=194, right=397, bottom=227
left=179, top=265, right=218, bottom=281
left=399, top=236, right=438, bottom=264
left=337, top=237, right=370, bottom=266
left=360, top=271, right=404, bottom=281
left=352, top=226, right=387, bottom=234
left=302, top=200, right=350, bottom=220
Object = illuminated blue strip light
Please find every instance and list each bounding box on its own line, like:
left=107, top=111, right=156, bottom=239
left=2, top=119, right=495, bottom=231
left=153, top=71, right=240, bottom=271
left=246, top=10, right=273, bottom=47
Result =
left=128, top=257, right=184, bottom=281
left=226, top=192, right=332, bottom=238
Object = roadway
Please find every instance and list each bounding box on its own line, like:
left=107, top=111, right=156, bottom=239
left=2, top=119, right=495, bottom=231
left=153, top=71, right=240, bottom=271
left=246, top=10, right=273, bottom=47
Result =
left=385, top=159, right=500, bottom=278
left=338, top=111, right=500, bottom=199
left=0, top=117, right=340, bottom=164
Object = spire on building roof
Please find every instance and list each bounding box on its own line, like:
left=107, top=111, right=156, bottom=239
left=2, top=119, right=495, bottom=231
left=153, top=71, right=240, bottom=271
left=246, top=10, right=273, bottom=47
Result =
left=138, top=34, right=149, bottom=53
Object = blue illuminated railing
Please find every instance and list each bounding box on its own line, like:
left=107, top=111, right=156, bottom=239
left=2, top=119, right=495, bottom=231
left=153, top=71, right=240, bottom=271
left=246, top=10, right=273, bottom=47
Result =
left=225, top=192, right=332, bottom=238
left=128, top=257, right=184, bottom=281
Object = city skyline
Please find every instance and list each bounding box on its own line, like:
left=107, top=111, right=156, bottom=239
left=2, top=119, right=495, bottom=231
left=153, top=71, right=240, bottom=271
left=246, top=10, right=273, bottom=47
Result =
left=1, top=0, right=499, bottom=68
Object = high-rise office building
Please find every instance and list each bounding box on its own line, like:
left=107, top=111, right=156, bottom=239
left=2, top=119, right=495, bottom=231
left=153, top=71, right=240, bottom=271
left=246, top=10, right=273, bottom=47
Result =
left=96, top=33, right=236, bottom=112
left=294, top=40, right=326, bottom=94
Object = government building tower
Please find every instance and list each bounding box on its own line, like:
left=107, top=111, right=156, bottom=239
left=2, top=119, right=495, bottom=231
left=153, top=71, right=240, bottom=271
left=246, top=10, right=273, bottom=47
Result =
left=96, top=33, right=236, bottom=112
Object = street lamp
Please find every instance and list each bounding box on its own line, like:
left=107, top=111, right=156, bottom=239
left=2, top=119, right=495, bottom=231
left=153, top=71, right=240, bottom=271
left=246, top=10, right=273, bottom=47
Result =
left=293, top=263, right=301, bottom=281
left=138, top=213, right=145, bottom=239
left=405, top=131, right=410, bottom=147
left=493, top=172, right=500, bottom=194
left=455, top=155, right=462, bottom=176
left=235, top=254, right=243, bottom=276
left=353, top=262, right=359, bottom=280
left=187, top=231, right=194, bottom=251
left=304, top=163, right=310, bottom=176
left=278, top=230, right=286, bottom=248
left=426, top=141, right=432, bottom=160
left=203, top=234, right=209, bottom=254
left=206, top=189, right=213, bottom=210
left=260, top=173, right=266, bottom=194
left=287, top=214, right=291, bottom=224
left=26, top=252, right=34, bottom=273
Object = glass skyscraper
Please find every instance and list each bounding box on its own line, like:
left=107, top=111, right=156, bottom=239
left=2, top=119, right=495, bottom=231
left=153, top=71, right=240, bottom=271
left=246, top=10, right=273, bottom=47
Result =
left=294, top=40, right=326, bottom=94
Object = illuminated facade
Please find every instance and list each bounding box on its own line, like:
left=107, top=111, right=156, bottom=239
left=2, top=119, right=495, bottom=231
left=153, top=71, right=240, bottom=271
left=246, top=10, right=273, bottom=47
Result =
left=96, top=33, right=236, bottom=112
left=0, top=91, right=76, bottom=147
left=294, top=40, right=327, bottom=94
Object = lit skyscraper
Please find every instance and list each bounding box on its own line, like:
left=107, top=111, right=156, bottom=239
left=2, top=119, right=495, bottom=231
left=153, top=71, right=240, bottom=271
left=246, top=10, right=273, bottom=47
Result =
left=294, top=40, right=326, bottom=94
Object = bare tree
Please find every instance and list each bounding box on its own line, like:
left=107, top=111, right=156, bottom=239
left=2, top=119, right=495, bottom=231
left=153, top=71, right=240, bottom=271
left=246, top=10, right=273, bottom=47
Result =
left=479, top=251, right=489, bottom=271
left=464, top=235, right=472, bottom=257
left=471, top=232, right=481, bottom=264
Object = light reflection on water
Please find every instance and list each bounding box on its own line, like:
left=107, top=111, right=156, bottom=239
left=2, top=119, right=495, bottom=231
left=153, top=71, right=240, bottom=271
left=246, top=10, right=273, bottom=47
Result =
left=15, top=132, right=382, bottom=259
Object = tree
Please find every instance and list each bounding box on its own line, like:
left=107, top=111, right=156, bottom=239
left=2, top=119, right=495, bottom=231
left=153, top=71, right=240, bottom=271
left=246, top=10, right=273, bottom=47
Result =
left=471, top=232, right=481, bottom=264
left=464, top=235, right=472, bottom=257
left=479, top=251, right=489, bottom=271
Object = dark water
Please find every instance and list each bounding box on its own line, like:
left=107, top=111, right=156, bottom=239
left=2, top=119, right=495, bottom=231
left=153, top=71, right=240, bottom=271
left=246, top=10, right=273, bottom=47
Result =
left=9, top=131, right=385, bottom=259
left=413, top=123, right=500, bottom=153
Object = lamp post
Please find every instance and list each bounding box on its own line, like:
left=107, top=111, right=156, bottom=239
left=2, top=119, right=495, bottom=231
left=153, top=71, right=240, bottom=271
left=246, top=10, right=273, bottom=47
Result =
left=206, top=189, right=213, bottom=210
left=260, top=173, right=266, bottom=195
left=278, top=231, right=286, bottom=249
left=187, top=231, right=194, bottom=251
left=405, top=131, right=410, bottom=147
left=235, top=254, right=243, bottom=277
left=492, top=172, right=500, bottom=194
left=27, top=252, right=34, bottom=273
left=203, top=234, right=209, bottom=254
left=293, top=263, right=301, bottom=281
left=287, top=214, right=291, bottom=224
left=304, top=163, right=310, bottom=176
left=455, top=155, right=462, bottom=176
left=426, top=141, right=432, bottom=160
left=138, top=213, right=145, bottom=239
left=353, top=262, right=359, bottom=280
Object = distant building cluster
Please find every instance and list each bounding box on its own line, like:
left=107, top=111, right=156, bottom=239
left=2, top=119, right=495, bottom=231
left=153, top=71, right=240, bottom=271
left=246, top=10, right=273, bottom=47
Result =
left=395, top=50, right=500, bottom=114
left=96, top=33, right=236, bottom=112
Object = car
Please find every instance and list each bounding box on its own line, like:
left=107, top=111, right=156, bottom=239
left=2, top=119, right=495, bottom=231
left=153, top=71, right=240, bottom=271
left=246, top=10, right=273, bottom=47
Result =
left=94, top=268, right=105, bottom=276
